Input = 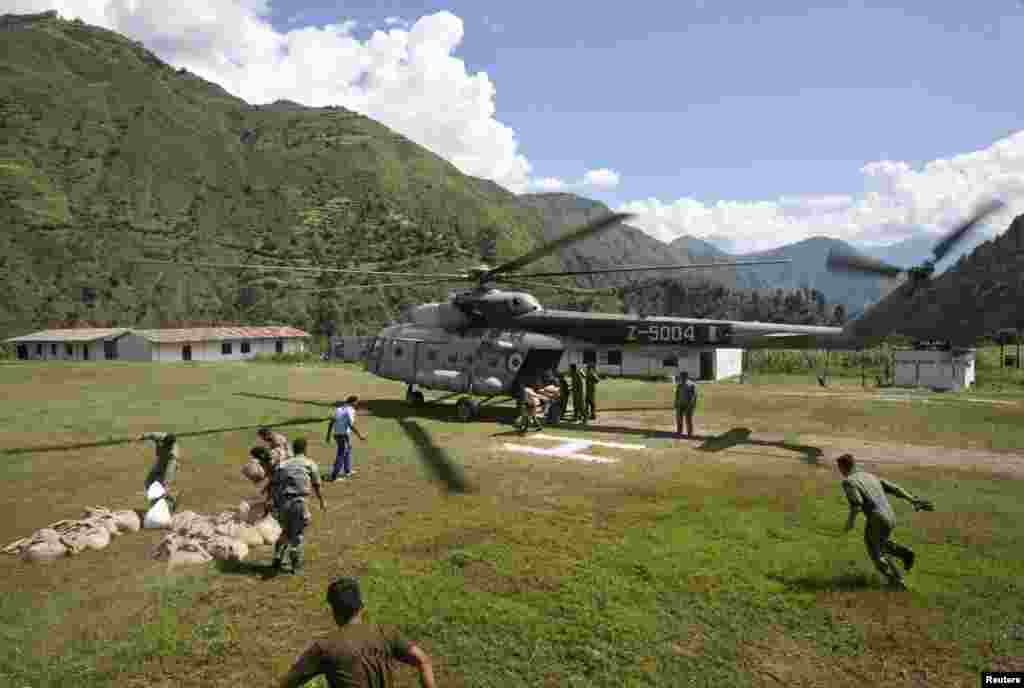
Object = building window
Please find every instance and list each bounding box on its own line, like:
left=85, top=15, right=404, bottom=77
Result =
left=182, top=344, right=193, bottom=361
left=65, top=343, right=73, bottom=357
left=36, top=343, right=43, bottom=356
left=222, top=342, right=233, bottom=355
left=275, top=339, right=284, bottom=354
left=662, top=356, right=678, bottom=367
left=606, top=350, right=623, bottom=365
left=583, top=350, right=597, bottom=365
left=241, top=341, right=251, bottom=354
left=51, top=343, right=57, bottom=356
left=83, top=344, right=90, bottom=360
left=104, top=341, right=118, bottom=360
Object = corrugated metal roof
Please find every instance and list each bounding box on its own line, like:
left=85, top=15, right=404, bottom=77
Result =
left=5, top=328, right=131, bottom=343
left=131, top=326, right=312, bottom=343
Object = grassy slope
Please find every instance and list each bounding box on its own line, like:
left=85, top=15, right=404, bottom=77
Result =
left=1, top=361, right=1021, bottom=687
left=0, top=12, right=562, bottom=340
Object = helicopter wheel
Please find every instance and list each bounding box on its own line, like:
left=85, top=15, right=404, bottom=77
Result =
left=456, top=397, right=478, bottom=422
left=406, top=387, right=425, bottom=406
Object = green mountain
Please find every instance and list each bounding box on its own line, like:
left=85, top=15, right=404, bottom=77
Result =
left=517, top=193, right=740, bottom=293
left=0, top=10, right=564, bottom=340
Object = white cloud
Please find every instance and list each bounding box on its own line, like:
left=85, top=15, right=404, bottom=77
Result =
left=5, top=2, right=550, bottom=192
left=383, top=16, right=405, bottom=26
left=620, top=130, right=1024, bottom=253
left=581, top=168, right=621, bottom=190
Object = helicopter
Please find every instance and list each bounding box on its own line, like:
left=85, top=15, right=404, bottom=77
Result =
left=137, top=198, right=1006, bottom=421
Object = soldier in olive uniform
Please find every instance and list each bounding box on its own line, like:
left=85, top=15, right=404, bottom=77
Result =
left=584, top=362, right=601, bottom=421
left=270, top=437, right=327, bottom=574
left=557, top=372, right=571, bottom=419
left=837, top=454, right=933, bottom=590
left=141, top=432, right=179, bottom=512
left=569, top=363, right=585, bottom=422
left=674, top=371, right=698, bottom=438
left=275, top=577, right=437, bottom=688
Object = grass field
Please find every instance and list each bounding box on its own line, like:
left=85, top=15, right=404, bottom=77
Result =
left=1, top=361, right=1022, bottom=687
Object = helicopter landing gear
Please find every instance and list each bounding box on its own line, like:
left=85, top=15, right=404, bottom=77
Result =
left=456, top=397, right=480, bottom=422
left=405, top=385, right=425, bottom=406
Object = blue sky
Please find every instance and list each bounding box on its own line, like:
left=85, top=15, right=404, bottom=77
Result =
left=9, top=0, right=1024, bottom=250
left=258, top=1, right=1023, bottom=206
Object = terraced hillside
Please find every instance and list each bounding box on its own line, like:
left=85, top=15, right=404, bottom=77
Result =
left=0, top=11, right=564, bottom=339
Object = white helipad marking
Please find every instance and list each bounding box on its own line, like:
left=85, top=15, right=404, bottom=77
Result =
left=501, top=433, right=648, bottom=464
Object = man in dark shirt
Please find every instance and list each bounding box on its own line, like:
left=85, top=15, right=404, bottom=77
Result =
left=276, top=577, right=437, bottom=688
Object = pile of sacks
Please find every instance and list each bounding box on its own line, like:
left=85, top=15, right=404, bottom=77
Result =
left=150, top=496, right=282, bottom=568
left=1, top=507, right=142, bottom=564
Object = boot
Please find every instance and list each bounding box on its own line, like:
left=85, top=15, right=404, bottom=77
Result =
left=290, top=550, right=304, bottom=574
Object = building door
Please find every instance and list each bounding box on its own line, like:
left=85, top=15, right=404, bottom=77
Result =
left=699, top=351, right=714, bottom=380
left=16, top=344, right=27, bottom=360
left=275, top=339, right=284, bottom=354
left=182, top=345, right=192, bottom=361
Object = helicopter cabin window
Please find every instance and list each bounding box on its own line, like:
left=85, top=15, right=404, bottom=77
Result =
left=447, top=353, right=457, bottom=364
left=606, top=350, right=623, bottom=366
left=394, top=345, right=404, bottom=358
left=427, top=349, right=437, bottom=362
left=662, top=356, right=678, bottom=367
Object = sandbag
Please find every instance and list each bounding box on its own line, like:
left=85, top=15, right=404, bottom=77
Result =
left=169, top=510, right=199, bottom=530
left=167, top=540, right=212, bottom=568
left=241, top=459, right=266, bottom=483
left=237, top=524, right=264, bottom=548
left=179, top=517, right=215, bottom=541
left=60, top=521, right=111, bottom=552
left=21, top=539, right=68, bottom=563
left=152, top=533, right=182, bottom=561
left=144, top=498, right=173, bottom=529
left=254, top=515, right=282, bottom=545
left=34, top=528, right=62, bottom=543
left=214, top=521, right=243, bottom=539
left=147, top=482, right=167, bottom=501
left=207, top=535, right=249, bottom=563
left=83, top=508, right=120, bottom=536
left=114, top=510, right=142, bottom=533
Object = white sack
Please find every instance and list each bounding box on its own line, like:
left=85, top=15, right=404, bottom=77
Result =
left=242, top=460, right=266, bottom=483
left=254, top=515, right=282, bottom=545
left=114, top=510, right=142, bottom=533
left=207, top=535, right=249, bottom=563
left=146, top=482, right=166, bottom=500
left=143, top=498, right=172, bottom=529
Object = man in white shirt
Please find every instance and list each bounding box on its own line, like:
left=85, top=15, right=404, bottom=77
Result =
left=325, top=396, right=367, bottom=481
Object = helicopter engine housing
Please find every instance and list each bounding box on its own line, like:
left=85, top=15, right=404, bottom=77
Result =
left=409, top=303, right=470, bottom=330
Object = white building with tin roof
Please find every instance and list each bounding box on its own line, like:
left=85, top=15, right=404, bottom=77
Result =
left=6, top=326, right=311, bottom=362
left=6, top=328, right=131, bottom=361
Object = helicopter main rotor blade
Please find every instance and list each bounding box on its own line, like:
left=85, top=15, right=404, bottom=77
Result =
left=931, top=197, right=1005, bottom=263
left=498, top=280, right=615, bottom=296
left=484, top=212, right=634, bottom=279
left=397, top=418, right=473, bottom=494
left=130, top=259, right=467, bottom=279
left=295, top=278, right=469, bottom=292
left=826, top=250, right=905, bottom=278
left=503, top=258, right=792, bottom=279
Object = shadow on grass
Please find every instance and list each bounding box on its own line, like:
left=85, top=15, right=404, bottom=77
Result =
left=697, top=427, right=824, bottom=466
left=1, top=417, right=326, bottom=456
left=215, top=559, right=281, bottom=580
left=767, top=572, right=875, bottom=592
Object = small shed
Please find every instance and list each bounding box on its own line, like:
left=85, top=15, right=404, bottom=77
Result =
left=893, top=348, right=975, bottom=391
left=5, top=328, right=131, bottom=361
left=559, top=343, right=744, bottom=381
left=117, top=326, right=311, bottom=362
